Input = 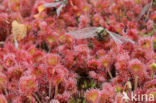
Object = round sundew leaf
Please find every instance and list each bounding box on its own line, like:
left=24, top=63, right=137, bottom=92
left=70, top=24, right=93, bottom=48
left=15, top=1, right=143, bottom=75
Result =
left=146, top=89, right=156, bottom=100
left=86, top=89, right=100, bottom=103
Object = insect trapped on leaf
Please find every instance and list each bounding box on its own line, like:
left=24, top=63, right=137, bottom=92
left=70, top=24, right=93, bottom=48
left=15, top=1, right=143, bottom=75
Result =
left=66, top=27, right=135, bottom=44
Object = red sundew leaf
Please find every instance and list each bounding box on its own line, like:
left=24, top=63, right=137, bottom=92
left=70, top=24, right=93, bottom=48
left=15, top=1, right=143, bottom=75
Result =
left=19, top=75, right=38, bottom=94
left=144, top=79, right=156, bottom=89
left=3, top=53, right=16, bottom=68
left=146, top=88, right=156, bottom=100
left=87, top=59, right=100, bottom=70
left=8, top=65, right=23, bottom=79
left=50, top=99, right=60, bottom=103
left=115, top=94, right=126, bottom=103
left=128, top=59, right=145, bottom=77
left=45, top=54, right=60, bottom=66
left=138, top=37, right=152, bottom=50
left=86, top=89, right=100, bottom=103
left=53, top=75, right=64, bottom=86
left=0, top=94, right=7, bottom=103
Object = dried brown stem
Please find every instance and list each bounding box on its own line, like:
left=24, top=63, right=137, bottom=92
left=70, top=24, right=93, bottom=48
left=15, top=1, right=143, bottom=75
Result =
left=134, top=76, right=139, bottom=90
left=33, top=93, right=42, bottom=103
left=108, top=69, right=113, bottom=79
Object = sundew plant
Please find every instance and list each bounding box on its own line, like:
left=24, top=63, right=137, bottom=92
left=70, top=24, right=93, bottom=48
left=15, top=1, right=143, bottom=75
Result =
left=0, top=0, right=156, bottom=103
